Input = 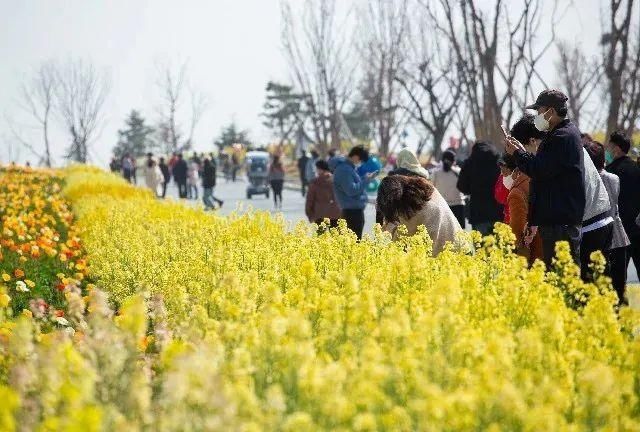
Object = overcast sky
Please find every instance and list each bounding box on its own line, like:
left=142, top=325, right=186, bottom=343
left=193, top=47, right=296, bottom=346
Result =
left=0, top=0, right=605, bottom=166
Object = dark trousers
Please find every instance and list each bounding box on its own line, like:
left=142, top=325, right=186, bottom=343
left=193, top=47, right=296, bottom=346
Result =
left=270, top=180, right=284, bottom=205
left=580, top=223, right=613, bottom=281
left=161, top=181, right=168, bottom=198
left=177, top=181, right=188, bottom=199
left=342, top=208, right=365, bottom=240
left=539, top=224, right=582, bottom=270
left=449, top=204, right=466, bottom=229
left=300, top=178, right=308, bottom=197
left=627, top=235, right=640, bottom=275
left=608, top=246, right=628, bottom=304
left=472, top=221, right=494, bottom=237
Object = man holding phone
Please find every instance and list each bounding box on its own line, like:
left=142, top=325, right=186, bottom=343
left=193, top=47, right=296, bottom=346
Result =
left=504, top=89, right=585, bottom=268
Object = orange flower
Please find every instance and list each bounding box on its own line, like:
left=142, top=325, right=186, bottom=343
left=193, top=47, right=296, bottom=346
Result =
left=13, top=268, right=24, bottom=279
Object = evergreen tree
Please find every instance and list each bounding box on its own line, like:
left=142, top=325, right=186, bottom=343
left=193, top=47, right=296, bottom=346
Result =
left=261, top=81, right=305, bottom=145
left=214, top=122, right=252, bottom=151
left=113, top=110, right=155, bottom=159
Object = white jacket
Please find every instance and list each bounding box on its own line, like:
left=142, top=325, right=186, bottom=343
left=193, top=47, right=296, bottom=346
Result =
left=582, top=148, right=611, bottom=222
left=431, top=166, right=465, bottom=206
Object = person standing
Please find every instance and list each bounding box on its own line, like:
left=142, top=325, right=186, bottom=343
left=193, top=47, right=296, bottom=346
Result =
left=172, top=153, right=189, bottom=199
left=305, top=150, right=319, bottom=184
left=143, top=158, right=163, bottom=197
left=579, top=137, right=613, bottom=282
left=268, top=154, right=285, bottom=209
left=605, top=131, right=640, bottom=277
left=377, top=175, right=462, bottom=256
left=330, top=146, right=375, bottom=240
left=432, top=149, right=465, bottom=228
left=505, top=89, right=585, bottom=268
left=109, top=157, right=119, bottom=173
left=457, top=141, right=502, bottom=236
left=499, top=154, right=544, bottom=264
left=187, top=158, right=200, bottom=200
left=202, top=158, right=224, bottom=210
left=298, top=152, right=310, bottom=196
left=122, top=153, right=134, bottom=183
left=305, top=160, right=341, bottom=230
left=158, top=157, right=171, bottom=198
left=585, top=140, right=630, bottom=303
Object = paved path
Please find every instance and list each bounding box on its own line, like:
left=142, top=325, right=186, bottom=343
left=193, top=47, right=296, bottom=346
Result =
left=158, top=178, right=638, bottom=283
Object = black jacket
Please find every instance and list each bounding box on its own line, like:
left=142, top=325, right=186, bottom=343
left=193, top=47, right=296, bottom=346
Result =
left=172, top=159, right=188, bottom=182
left=515, top=119, right=585, bottom=226
left=457, top=142, right=502, bottom=224
left=159, top=163, right=171, bottom=182
left=202, top=162, right=217, bottom=189
left=606, top=156, right=640, bottom=238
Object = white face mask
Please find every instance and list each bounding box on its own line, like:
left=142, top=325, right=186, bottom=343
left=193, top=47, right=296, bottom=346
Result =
left=534, top=109, right=551, bottom=132
left=502, top=173, right=514, bottom=189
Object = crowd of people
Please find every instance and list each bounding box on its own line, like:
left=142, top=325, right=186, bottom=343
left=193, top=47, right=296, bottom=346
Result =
left=109, top=88, right=640, bottom=303
left=111, top=152, right=224, bottom=210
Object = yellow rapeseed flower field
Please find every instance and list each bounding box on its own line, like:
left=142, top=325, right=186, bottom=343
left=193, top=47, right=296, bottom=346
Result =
left=0, top=165, right=639, bottom=430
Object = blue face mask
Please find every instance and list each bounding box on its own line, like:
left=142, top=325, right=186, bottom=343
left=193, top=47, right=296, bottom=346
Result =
left=605, top=149, right=615, bottom=165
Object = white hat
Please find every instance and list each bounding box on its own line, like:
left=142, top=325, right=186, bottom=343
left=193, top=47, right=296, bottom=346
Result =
left=396, top=149, right=430, bottom=179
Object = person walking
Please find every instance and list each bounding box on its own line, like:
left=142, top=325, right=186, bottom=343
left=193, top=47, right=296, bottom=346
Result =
left=143, top=158, right=163, bottom=197
left=432, top=149, right=465, bottom=228
left=606, top=131, right=640, bottom=278
left=330, top=146, right=376, bottom=240
left=305, top=159, right=341, bottom=230
left=268, top=154, right=285, bottom=209
left=298, top=152, right=310, bottom=196
left=505, top=89, right=585, bottom=268
left=121, top=153, right=134, bottom=183
left=377, top=175, right=462, bottom=256
left=202, top=158, right=224, bottom=210
left=158, top=157, right=171, bottom=198
left=457, top=141, right=502, bottom=236
left=172, top=154, right=189, bottom=199
left=585, top=140, right=630, bottom=303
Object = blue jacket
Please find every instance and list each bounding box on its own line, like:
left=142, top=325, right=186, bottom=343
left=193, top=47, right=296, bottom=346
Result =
left=329, top=156, right=369, bottom=210
left=356, top=156, right=382, bottom=178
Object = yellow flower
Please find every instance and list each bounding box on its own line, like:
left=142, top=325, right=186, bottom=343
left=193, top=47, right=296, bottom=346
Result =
left=24, top=279, right=35, bottom=288
left=0, top=292, right=10, bottom=308
left=1, top=273, right=10, bottom=282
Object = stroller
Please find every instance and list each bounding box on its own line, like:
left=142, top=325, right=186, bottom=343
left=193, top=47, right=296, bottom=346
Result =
left=245, top=151, right=270, bottom=199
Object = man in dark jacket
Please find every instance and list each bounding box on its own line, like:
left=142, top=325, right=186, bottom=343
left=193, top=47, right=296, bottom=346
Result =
left=158, top=157, right=171, bottom=198
left=457, top=141, right=502, bottom=236
left=505, top=89, right=585, bottom=268
left=172, top=153, right=189, bottom=199
left=606, top=131, right=640, bottom=274
left=202, top=158, right=223, bottom=210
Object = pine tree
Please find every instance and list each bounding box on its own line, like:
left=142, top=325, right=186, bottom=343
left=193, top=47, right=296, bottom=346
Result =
left=113, top=110, right=155, bottom=159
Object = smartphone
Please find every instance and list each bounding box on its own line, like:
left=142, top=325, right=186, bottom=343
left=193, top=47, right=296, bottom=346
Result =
left=500, top=125, right=510, bottom=138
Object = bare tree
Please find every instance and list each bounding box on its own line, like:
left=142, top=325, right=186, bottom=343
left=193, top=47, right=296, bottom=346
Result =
left=54, top=59, right=109, bottom=163
left=601, top=0, right=640, bottom=137
left=395, top=4, right=463, bottom=159
left=13, top=61, right=57, bottom=166
left=554, top=41, right=602, bottom=129
left=155, top=60, right=208, bottom=153
left=358, top=0, right=409, bottom=156
left=423, top=0, right=556, bottom=149
left=281, top=0, right=357, bottom=156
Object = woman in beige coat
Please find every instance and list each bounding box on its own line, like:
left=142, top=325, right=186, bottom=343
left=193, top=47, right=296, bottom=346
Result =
left=377, top=175, right=462, bottom=256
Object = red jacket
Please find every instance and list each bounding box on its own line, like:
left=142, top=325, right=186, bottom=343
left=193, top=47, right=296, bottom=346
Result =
left=494, top=175, right=510, bottom=223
